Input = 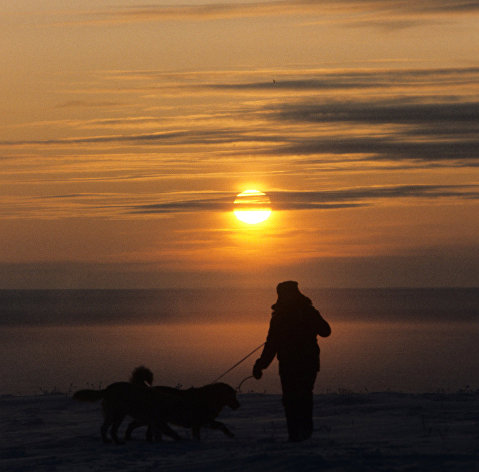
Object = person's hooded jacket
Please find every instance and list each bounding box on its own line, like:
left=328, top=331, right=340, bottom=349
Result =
left=254, top=281, right=331, bottom=375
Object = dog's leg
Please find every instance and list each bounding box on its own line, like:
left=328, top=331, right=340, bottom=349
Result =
left=157, top=421, right=181, bottom=441
left=125, top=420, right=143, bottom=440
left=150, top=422, right=162, bottom=441
left=101, top=410, right=115, bottom=443
left=110, top=415, right=126, bottom=445
left=206, top=420, right=235, bottom=438
left=192, top=425, right=201, bottom=440
left=101, top=419, right=112, bottom=444
left=146, top=424, right=153, bottom=441
left=101, top=402, right=113, bottom=443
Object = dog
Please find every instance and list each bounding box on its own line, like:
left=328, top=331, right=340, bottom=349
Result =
left=128, top=365, right=154, bottom=387
left=73, top=367, right=181, bottom=444
left=125, top=383, right=240, bottom=440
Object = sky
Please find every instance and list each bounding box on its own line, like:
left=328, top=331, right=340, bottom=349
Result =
left=1, top=0, right=478, bottom=289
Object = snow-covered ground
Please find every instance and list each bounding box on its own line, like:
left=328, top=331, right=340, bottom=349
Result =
left=1, top=390, right=478, bottom=471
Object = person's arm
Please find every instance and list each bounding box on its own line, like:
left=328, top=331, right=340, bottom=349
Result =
left=313, top=308, right=331, bottom=337
left=253, top=319, right=279, bottom=378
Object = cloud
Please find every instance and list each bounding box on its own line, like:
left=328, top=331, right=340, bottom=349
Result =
left=270, top=185, right=479, bottom=208
left=0, top=129, right=250, bottom=147
left=129, top=195, right=234, bottom=215
left=56, top=100, right=125, bottom=109
left=65, top=1, right=479, bottom=26
left=266, top=96, right=479, bottom=163
left=4, top=101, right=478, bottom=165
left=409, top=0, right=479, bottom=14
left=275, top=99, right=479, bottom=126
left=201, top=67, right=479, bottom=92
left=129, top=184, right=479, bottom=215
left=3, top=66, right=478, bottom=167
left=7, top=182, right=476, bottom=220
left=272, top=137, right=479, bottom=163
left=0, top=127, right=287, bottom=153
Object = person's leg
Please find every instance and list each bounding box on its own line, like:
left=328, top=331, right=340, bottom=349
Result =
left=298, top=369, right=317, bottom=439
left=280, top=372, right=300, bottom=441
left=280, top=368, right=317, bottom=441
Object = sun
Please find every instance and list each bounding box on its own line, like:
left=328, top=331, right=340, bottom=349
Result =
left=234, top=189, right=272, bottom=224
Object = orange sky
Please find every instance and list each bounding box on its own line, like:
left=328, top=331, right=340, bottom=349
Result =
left=1, top=1, right=478, bottom=288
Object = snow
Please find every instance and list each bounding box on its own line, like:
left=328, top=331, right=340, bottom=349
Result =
left=1, top=391, right=479, bottom=471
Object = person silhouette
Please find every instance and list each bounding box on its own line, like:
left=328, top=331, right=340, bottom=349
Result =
left=252, top=281, right=331, bottom=442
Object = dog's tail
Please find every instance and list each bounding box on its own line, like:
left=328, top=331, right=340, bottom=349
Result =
left=72, top=389, right=104, bottom=402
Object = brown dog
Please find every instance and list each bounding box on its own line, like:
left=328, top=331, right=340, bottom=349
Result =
left=73, top=367, right=180, bottom=444
left=125, top=383, right=240, bottom=440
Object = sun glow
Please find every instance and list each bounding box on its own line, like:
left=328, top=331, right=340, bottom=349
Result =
left=234, top=189, right=272, bottom=224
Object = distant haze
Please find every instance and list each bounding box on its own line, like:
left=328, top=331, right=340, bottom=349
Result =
left=1, top=288, right=477, bottom=326
left=1, top=288, right=478, bottom=395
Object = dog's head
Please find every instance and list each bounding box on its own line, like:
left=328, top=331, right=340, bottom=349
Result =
left=130, top=366, right=154, bottom=386
left=215, top=383, right=240, bottom=410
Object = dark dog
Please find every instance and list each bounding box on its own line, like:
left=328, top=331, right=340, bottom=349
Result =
left=125, top=383, right=240, bottom=440
left=73, top=367, right=180, bottom=444
left=129, top=365, right=154, bottom=387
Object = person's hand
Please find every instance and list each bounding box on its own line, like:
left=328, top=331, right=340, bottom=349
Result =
left=252, top=363, right=263, bottom=380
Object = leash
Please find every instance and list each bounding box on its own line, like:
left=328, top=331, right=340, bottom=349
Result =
left=211, top=342, right=265, bottom=384
left=236, top=375, right=254, bottom=392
